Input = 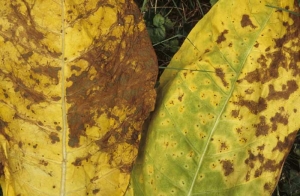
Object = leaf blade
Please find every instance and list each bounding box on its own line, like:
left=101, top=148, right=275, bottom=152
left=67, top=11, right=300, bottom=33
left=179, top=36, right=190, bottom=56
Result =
left=0, top=0, right=157, bottom=195
left=128, top=0, right=300, bottom=195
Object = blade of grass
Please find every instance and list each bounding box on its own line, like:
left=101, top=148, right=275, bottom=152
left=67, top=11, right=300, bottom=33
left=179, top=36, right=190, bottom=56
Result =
left=265, top=4, right=300, bottom=16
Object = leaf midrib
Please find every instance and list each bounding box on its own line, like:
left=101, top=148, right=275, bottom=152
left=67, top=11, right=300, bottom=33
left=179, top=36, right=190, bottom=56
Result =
left=60, top=0, right=67, bottom=195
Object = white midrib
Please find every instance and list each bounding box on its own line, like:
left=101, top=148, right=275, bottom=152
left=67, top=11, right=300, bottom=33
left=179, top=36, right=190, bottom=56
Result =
left=186, top=11, right=273, bottom=196
left=60, top=0, right=67, bottom=195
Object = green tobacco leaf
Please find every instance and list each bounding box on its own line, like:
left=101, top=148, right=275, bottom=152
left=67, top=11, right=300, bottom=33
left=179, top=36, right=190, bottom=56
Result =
left=0, top=0, right=157, bottom=195
left=127, top=0, right=300, bottom=195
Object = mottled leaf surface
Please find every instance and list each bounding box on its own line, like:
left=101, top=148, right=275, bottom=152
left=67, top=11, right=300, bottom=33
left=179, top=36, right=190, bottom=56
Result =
left=0, top=0, right=157, bottom=195
left=127, top=0, right=300, bottom=195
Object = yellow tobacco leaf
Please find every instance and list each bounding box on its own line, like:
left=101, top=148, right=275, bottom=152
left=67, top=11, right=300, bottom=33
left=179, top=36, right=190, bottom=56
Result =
left=127, top=0, right=300, bottom=195
left=0, top=0, right=157, bottom=195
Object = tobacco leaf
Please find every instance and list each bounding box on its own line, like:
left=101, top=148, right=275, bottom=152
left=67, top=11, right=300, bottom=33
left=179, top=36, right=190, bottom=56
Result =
left=127, top=0, right=300, bottom=195
left=0, top=0, right=157, bottom=195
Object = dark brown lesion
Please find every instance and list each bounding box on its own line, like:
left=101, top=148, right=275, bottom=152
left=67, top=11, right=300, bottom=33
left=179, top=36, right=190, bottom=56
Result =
left=178, top=93, right=184, bottom=102
left=272, top=131, right=298, bottom=152
left=244, top=150, right=282, bottom=180
left=267, top=80, right=298, bottom=100
left=72, top=154, right=91, bottom=166
left=31, top=65, right=60, bottom=85
left=270, top=112, right=288, bottom=131
left=234, top=97, right=267, bottom=115
left=220, top=141, right=229, bottom=151
left=49, top=132, right=60, bottom=144
left=215, top=67, right=228, bottom=87
left=240, top=14, right=257, bottom=29
left=253, top=116, right=269, bottom=137
left=231, top=110, right=239, bottom=118
left=216, top=29, right=228, bottom=44
left=264, top=182, right=273, bottom=192
left=220, top=159, right=234, bottom=176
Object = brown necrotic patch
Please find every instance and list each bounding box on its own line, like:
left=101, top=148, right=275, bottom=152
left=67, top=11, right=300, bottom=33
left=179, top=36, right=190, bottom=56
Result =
left=272, top=131, right=298, bottom=152
left=220, top=160, right=234, bottom=176
left=235, top=97, right=267, bottom=115
left=267, top=80, right=298, bottom=100
left=264, top=182, right=273, bottom=193
left=10, top=75, right=46, bottom=103
left=31, top=66, right=60, bottom=85
left=216, top=29, right=228, bottom=44
left=92, top=189, right=100, bottom=194
left=64, top=6, right=158, bottom=189
left=231, top=110, right=239, bottom=118
left=215, top=68, right=228, bottom=87
left=244, top=150, right=282, bottom=181
left=49, top=132, right=60, bottom=144
left=240, top=14, right=257, bottom=29
left=72, top=154, right=91, bottom=166
left=270, top=112, right=288, bottom=131
left=253, top=116, right=269, bottom=137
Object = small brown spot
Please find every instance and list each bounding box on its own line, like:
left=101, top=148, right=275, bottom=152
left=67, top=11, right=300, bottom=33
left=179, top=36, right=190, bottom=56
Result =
left=49, top=132, right=60, bottom=144
left=231, top=110, right=239, bottom=118
left=220, top=160, right=234, bottom=176
left=220, top=142, right=228, bottom=151
left=264, top=182, right=273, bottom=192
left=216, top=29, right=229, bottom=44
left=33, top=144, right=38, bottom=148
left=72, top=157, right=84, bottom=166
left=51, top=96, right=61, bottom=101
left=178, top=93, right=184, bottom=102
left=204, top=49, right=210, bottom=53
left=21, top=51, right=33, bottom=61
left=90, top=176, right=99, bottom=183
left=240, top=14, right=257, bottom=29
left=254, top=168, right=262, bottom=177
left=92, top=189, right=100, bottom=194
left=56, top=126, right=62, bottom=131
left=39, top=160, right=48, bottom=166
left=245, top=88, right=254, bottom=94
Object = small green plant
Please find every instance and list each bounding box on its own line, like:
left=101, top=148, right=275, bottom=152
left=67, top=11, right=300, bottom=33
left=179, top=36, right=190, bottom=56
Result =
left=136, top=0, right=211, bottom=68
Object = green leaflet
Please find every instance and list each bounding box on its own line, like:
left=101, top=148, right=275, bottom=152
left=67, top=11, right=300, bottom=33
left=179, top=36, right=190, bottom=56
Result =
left=127, top=0, right=300, bottom=195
